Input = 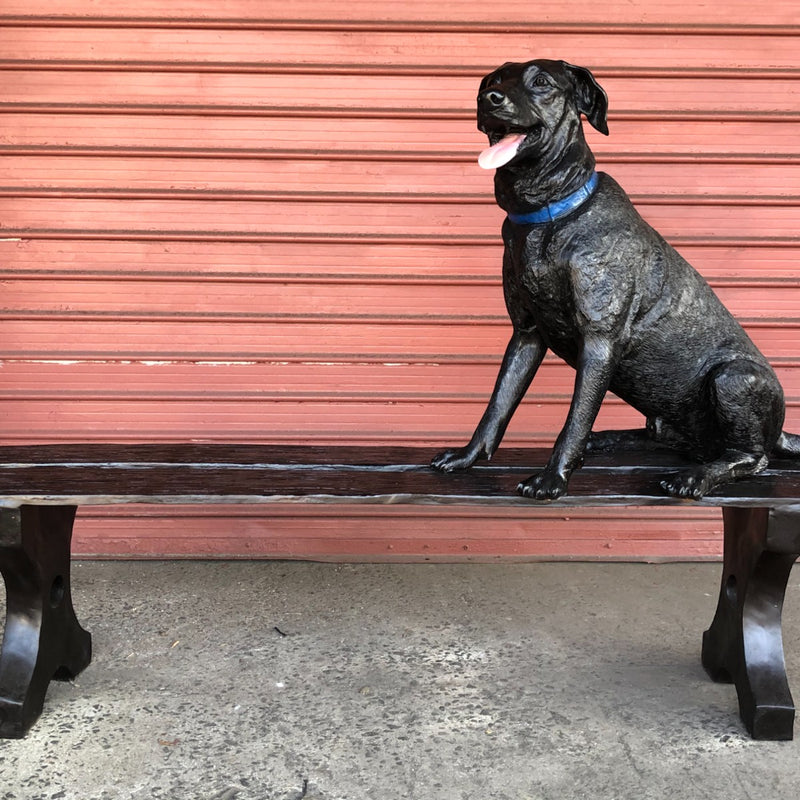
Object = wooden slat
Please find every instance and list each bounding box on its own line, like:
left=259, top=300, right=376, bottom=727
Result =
left=0, top=444, right=798, bottom=510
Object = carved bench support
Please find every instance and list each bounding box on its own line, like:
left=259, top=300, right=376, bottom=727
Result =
left=702, top=506, right=800, bottom=740
left=0, top=505, right=91, bottom=738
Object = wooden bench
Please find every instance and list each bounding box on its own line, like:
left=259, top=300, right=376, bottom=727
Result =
left=1, top=443, right=799, bottom=741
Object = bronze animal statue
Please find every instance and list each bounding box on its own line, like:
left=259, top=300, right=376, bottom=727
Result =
left=432, top=59, right=800, bottom=500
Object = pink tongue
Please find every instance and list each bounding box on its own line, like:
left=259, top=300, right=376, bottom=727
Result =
left=478, top=133, right=526, bottom=169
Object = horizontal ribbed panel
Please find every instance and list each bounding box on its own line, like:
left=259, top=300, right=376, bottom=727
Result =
left=4, top=72, right=799, bottom=116
left=1, top=0, right=798, bottom=558
left=2, top=0, right=799, bottom=27
left=3, top=116, right=798, bottom=156
left=4, top=158, right=800, bottom=197
left=70, top=505, right=723, bottom=562
left=3, top=28, right=800, bottom=71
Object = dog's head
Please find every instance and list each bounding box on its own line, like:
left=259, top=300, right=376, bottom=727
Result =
left=477, top=60, right=608, bottom=171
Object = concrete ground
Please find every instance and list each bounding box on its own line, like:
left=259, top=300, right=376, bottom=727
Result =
left=2, top=561, right=800, bottom=800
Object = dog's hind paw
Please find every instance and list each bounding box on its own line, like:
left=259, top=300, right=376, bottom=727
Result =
left=660, top=470, right=712, bottom=500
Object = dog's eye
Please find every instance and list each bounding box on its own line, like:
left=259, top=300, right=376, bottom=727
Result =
left=525, top=72, right=550, bottom=90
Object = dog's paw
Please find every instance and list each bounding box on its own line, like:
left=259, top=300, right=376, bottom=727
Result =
left=431, top=446, right=479, bottom=473
left=517, top=470, right=569, bottom=501
left=660, top=469, right=711, bottom=500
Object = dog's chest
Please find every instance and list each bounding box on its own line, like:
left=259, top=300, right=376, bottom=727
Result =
left=503, top=224, right=580, bottom=355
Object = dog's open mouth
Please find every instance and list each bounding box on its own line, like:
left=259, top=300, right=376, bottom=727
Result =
left=478, top=132, right=527, bottom=169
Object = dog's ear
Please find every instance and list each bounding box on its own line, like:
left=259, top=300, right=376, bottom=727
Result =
left=562, top=62, right=609, bottom=135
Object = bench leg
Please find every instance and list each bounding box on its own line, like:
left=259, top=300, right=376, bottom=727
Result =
left=0, top=505, right=92, bottom=738
left=702, top=506, right=800, bottom=740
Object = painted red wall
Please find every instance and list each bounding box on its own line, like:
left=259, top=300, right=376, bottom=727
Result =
left=1, top=0, right=798, bottom=559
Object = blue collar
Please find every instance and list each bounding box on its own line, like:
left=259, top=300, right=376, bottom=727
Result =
left=507, top=172, right=599, bottom=225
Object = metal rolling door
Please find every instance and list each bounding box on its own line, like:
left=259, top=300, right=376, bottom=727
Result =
left=1, top=0, right=798, bottom=559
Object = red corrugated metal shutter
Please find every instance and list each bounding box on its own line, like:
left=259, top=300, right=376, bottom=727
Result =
left=1, top=1, right=798, bottom=560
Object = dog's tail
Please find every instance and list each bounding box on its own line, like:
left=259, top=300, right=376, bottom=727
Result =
left=773, top=431, right=800, bottom=457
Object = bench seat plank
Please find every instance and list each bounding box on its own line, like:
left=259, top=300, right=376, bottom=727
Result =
left=0, top=444, right=799, bottom=507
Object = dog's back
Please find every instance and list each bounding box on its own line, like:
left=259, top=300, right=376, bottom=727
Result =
left=545, top=173, right=771, bottom=418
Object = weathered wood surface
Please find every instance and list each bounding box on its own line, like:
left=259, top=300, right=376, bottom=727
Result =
left=1, top=444, right=800, bottom=507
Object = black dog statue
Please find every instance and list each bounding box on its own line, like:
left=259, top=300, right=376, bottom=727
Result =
left=432, top=59, right=800, bottom=500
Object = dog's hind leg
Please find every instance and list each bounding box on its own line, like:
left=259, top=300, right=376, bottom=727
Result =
left=661, top=449, right=769, bottom=499
left=587, top=427, right=654, bottom=452
left=660, top=359, right=783, bottom=499
left=587, top=415, right=694, bottom=453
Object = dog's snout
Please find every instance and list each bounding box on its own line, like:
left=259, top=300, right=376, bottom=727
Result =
left=481, top=89, right=506, bottom=108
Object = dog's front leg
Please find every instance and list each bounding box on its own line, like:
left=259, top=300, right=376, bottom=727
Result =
left=432, top=329, right=546, bottom=471
left=519, top=336, right=616, bottom=500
